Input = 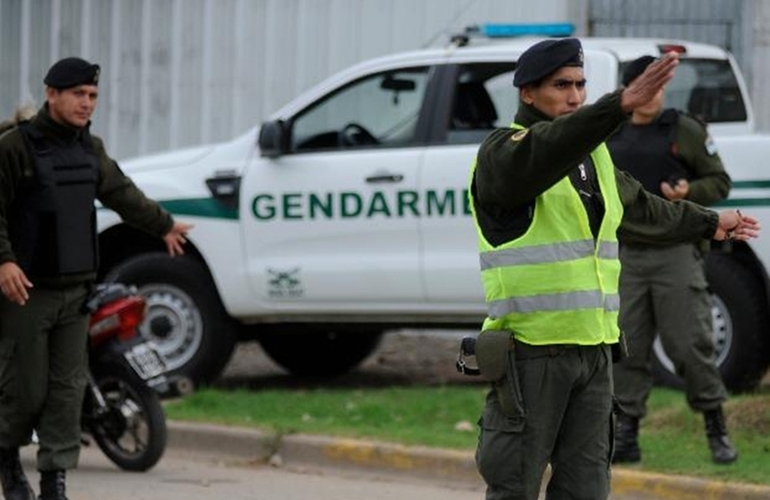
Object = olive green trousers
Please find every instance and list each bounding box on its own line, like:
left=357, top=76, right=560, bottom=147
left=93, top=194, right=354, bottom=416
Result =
left=614, top=243, right=727, bottom=417
left=476, top=343, right=613, bottom=500
left=0, top=284, right=90, bottom=471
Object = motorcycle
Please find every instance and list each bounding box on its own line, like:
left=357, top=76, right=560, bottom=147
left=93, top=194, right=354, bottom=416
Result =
left=80, top=282, right=169, bottom=472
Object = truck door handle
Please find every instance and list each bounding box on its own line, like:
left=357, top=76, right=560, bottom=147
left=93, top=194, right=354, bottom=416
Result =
left=365, top=174, right=404, bottom=183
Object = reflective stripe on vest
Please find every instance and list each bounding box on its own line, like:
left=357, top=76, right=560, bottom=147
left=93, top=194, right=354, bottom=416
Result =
left=479, top=239, right=619, bottom=270
left=469, top=124, right=623, bottom=346
left=488, top=290, right=621, bottom=318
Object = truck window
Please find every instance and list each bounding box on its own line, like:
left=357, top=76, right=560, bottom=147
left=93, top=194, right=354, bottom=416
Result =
left=620, top=58, right=747, bottom=124
left=445, top=63, right=517, bottom=145
left=290, top=67, right=431, bottom=153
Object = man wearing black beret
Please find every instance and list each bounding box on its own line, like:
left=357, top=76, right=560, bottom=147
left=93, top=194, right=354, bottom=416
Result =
left=608, top=55, right=736, bottom=465
left=469, top=38, right=758, bottom=499
left=0, top=57, right=193, bottom=500
left=44, top=56, right=101, bottom=91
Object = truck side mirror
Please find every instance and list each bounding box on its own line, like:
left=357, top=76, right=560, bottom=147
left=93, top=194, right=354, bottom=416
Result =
left=258, top=120, right=288, bottom=158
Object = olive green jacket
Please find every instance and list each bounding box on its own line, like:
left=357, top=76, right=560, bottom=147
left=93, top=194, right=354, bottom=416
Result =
left=0, top=106, right=173, bottom=284
left=474, top=90, right=719, bottom=246
left=670, top=112, right=730, bottom=206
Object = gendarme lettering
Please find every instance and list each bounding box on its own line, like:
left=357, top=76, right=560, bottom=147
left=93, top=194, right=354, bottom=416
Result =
left=251, top=189, right=471, bottom=221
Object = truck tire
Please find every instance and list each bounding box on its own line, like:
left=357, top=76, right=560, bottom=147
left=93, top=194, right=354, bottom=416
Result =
left=259, top=330, right=383, bottom=377
left=652, top=253, right=768, bottom=393
left=106, top=253, right=236, bottom=388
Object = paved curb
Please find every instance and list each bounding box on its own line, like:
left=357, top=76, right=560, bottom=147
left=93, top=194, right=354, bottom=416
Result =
left=168, top=420, right=770, bottom=500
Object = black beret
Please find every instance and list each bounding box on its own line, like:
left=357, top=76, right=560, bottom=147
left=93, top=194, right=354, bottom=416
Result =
left=622, top=55, right=656, bottom=86
left=513, top=38, right=584, bottom=88
left=44, top=57, right=100, bottom=89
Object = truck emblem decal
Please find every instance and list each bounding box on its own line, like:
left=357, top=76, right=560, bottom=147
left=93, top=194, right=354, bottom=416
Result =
left=267, top=268, right=304, bottom=298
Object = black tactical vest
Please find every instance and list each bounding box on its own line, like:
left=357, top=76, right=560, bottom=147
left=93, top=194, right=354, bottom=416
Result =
left=607, top=109, right=691, bottom=197
left=10, top=122, right=100, bottom=277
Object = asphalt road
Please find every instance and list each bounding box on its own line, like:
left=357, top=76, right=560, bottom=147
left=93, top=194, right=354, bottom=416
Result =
left=22, top=429, right=741, bottom=500
left=20, top=441, right=483, bottom=500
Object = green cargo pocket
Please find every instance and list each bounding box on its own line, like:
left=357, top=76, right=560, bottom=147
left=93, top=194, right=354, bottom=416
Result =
left=476, top=401, right=526, bottom=489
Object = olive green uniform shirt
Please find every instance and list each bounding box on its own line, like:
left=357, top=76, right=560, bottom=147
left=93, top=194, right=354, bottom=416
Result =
left=671, top=112, right=730, bottom=205
left=0, top=106, right=173, bottom=285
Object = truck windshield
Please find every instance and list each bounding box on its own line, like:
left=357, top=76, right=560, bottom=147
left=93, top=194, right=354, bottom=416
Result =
left=620, top=58, right=747, bottom=124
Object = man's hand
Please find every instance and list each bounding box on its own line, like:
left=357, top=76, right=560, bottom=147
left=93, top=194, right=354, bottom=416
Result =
left=163, top=221, right=194, bottom=256
left=620, top=52, right=679, bottom=112
left=714, top=210, right=760, bottom=241
left=0, top=262, right=33, bottom=305
left=660, top=178, right=689, bottom=200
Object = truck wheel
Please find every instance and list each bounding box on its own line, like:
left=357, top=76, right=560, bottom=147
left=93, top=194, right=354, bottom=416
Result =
left=259, top=330, right=383, bottom=377
left=106, top=253, right=236, bottom=388
left=652, top=253, right=768, bottom=393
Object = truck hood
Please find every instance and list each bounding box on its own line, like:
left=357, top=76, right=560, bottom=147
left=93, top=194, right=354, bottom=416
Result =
left=119, top=143, right=217, bottom=174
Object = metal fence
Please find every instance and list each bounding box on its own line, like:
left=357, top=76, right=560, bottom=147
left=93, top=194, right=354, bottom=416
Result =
left=1, top=0, right=768, bottom=160
left=0, top=0, right=574, bottom=159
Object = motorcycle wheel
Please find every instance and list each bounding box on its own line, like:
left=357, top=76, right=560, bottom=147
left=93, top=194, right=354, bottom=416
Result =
left=86, top=364, right=167, bottom=471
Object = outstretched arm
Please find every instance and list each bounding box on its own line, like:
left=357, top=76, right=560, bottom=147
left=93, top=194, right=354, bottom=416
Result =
left=617, top=169, right=760, bottom=244
left=163, top=220, right=195, bottom=256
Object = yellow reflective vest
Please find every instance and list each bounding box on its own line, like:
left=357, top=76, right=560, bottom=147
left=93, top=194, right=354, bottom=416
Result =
left=469, top=126, right=623, bottom=346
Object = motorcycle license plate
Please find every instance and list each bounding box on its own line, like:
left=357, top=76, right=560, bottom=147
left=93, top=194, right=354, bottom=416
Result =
left=124, top=343, right=167, bottom=380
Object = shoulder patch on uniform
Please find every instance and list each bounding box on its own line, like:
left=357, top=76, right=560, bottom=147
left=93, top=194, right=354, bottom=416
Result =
left=511, top=129, right=528, bottom=142
left=704, top=135, right=718, bottom=156
left=680, top=110, right=708, bottom=129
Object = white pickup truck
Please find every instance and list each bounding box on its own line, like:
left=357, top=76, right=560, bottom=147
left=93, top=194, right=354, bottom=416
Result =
left=97, top=30, right=770, bottom=391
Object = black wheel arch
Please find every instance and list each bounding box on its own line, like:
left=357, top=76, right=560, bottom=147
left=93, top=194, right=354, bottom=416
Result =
left=98, top=222, right=207, bottom=280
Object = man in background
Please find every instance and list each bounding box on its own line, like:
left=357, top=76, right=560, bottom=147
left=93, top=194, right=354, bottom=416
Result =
left=608, top=55, right=737, bottom=465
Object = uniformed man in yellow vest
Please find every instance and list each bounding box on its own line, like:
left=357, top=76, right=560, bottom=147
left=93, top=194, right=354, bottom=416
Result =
left=468, top=38, right=759, bottom=500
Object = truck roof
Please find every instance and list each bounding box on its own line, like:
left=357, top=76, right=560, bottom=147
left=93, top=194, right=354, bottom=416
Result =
left=446, top=36, right=730, bottom=62
left=270, top=36, right=734, bottom=121
left=307, top=36, right=731, bottom=86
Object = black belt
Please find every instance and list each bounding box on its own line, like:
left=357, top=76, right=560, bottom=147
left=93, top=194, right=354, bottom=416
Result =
left=514, top=342, right=603, bottom=360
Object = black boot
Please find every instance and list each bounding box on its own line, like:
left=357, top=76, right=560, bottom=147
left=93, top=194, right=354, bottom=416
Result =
left=38, top=470, right=68, bottom=500
left=0, top=447, right=35, bottom=500
left=612, top=413, right=641, bottom=463
left=704, top=407, right=738, bottom=464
